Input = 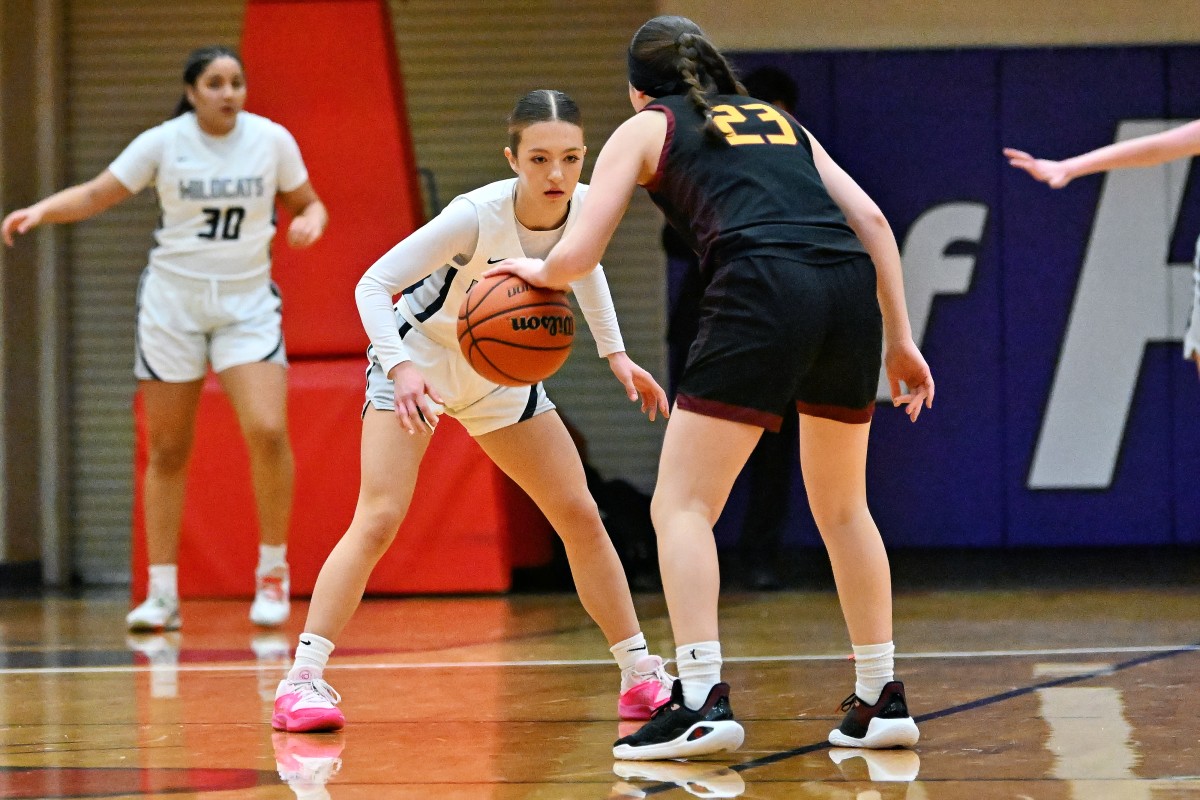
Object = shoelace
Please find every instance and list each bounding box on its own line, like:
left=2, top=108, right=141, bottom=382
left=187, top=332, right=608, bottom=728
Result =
left=838, top=693, right=861, bottom=712
left=630, top=656, right=676, bottom=687
left=292, top=678, right=342, bottom=706
left=257, top=573, right=288, bottom=602
left=635, top=664, right=674, bottom=688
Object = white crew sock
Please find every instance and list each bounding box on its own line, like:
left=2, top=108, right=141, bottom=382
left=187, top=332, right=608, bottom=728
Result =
left=610, top=631, right=650, bottom=672
left=676, top=641, right=722, bottom=709
left=852, top=641, right=895, bottom=705
left=288, top=632, right=335, bottom=682
left=257, top=544, right=288, bottom=575
left=148, top=564, right=178, bottom=600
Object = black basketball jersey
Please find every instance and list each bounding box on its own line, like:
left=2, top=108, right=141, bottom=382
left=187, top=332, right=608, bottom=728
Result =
left=643, top=93, right=867, bottom=272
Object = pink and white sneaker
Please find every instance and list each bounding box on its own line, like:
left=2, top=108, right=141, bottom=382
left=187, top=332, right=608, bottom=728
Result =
left=272, top=672, right=345, bottom=733
left=618, top=655, right=675, bottom=720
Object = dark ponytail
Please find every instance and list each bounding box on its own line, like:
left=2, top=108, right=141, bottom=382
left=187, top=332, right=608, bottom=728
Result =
left=173, top=45, right=242, bottom=117
left=627, top=15, right=745, bottom=145
left=506, top=89, right=583, bottom=153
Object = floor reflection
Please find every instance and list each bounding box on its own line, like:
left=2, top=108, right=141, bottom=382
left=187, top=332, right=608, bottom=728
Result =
left=125, top=632, right=181, bottom=698
left=272, top=731, right=344, bottom=800
left=610, top=759, right=746, bottom=798
left=1036, top=661, right=1147, bottom=800
left=828, top=747, right=921, bottom=783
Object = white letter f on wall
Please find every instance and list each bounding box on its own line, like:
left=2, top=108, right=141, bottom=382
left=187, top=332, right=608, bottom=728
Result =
left=1029, top=121, right=1194, bottom=489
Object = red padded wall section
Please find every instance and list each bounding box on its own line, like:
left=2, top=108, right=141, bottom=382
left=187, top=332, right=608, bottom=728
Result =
left=131, top=360, right=554, bottom=599
left=240, top=0, right=423, bottom=357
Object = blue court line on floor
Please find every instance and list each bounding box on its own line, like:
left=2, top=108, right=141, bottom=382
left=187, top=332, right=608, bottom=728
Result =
left=640, top=641, right=1200, bottom=796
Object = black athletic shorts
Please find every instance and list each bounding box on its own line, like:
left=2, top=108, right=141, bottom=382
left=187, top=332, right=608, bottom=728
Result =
left=676, top=254, right=882, bottom=431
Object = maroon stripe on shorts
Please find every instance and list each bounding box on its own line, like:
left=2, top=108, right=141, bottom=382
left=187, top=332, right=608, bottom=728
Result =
left=677, top=394, right=783, bottom=432
left=796, top=401, right=875, bottom=424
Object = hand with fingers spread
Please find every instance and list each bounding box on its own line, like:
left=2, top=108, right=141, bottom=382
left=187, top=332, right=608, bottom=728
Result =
left=388, top=362, right=444, bottom=436
left=2, top=206, right=45, bottom=246
left=606, top=351, right=670, bottom=422
left=885, top=339, right=935, bottom=423
left=1003, top=148, right=1074, bottom=189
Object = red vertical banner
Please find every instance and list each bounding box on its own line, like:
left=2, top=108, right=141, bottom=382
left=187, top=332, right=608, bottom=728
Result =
left=240, top=0, right=424, bottom=357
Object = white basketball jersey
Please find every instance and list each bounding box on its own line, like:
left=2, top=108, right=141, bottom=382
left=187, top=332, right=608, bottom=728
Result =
left=398, top=178, right=590, bottom=350
left=108, top=111, right=308, bottom=280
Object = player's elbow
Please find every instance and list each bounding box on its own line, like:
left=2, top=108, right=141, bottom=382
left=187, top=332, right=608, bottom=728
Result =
left=354, top=273, right=390, bottom=307
left=847, top=206, right=891, bottom=241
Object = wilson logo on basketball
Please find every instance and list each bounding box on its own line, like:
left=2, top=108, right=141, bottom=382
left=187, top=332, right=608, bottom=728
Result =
left=510, top=314, right=574, bottom=336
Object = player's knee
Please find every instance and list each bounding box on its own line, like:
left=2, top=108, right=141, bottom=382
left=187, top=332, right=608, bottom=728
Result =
left=146, top=437, right=193, bottom=474
left=650, top=490, right=717, bottom=534
left=649, top=492, right=670, bottom=533
left=544, top=491, right=600, bottom=531
left=349, top=504, right=406, bottom=553
left=809, top=497, right=869, bottom=531
left=240, top=417, right=289, bottom=454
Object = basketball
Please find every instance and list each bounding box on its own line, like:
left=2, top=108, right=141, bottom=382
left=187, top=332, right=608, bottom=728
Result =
left=457, top=273, right=575, bottom=386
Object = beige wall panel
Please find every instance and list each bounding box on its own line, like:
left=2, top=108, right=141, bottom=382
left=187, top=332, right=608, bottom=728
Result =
left=1, top=0, right=47, bottom=566
left=65, top=0, right=244, bottom=583
left=660, top=0, right=1200, bottom=49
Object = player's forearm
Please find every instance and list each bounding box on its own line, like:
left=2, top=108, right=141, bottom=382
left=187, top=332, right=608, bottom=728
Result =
left=569, top=266, right=626, bottom=357
left=1064, top=123, right=1200, bottom=179
left=848, top=209, right=913, bottom=343
left=544, top=235, right=602, bottom=285
left=355, top=273, right=409, bottom=374
left=33, top=182, right=109, bottom=225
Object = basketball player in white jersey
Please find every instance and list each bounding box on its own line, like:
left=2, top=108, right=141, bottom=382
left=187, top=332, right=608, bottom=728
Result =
left=271, top=90, right=674, bottom=733
left=2, top=46, right=329, bottom=632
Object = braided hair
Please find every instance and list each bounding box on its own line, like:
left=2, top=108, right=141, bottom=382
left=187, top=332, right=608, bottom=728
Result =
left=627, top=16, right=746, bottom=144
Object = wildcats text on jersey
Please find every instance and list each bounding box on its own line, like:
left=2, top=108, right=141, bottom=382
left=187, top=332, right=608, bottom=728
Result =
left=178, top=177, right=267, bottom=201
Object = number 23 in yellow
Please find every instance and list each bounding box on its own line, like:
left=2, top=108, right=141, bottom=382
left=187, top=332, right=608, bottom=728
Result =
left=711, top=103, right=798, bottom=146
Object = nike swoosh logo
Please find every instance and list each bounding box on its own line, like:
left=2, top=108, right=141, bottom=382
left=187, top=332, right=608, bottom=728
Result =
left=299, top=639, right=312, bottom=646
left=627, top=645, right=648, bottom=652
left=486, top=257, right=506, bottom=264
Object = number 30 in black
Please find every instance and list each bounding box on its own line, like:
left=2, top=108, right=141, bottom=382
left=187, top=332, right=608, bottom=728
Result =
left=198, top=206, right=246, bottom=240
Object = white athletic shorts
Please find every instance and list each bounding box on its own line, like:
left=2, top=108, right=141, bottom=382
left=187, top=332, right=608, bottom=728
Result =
left=362, top=316, right=555, bottom=437
left=134, top=268, right=288, bottom=382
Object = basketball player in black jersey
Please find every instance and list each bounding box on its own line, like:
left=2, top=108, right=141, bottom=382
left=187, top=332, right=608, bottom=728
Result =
left=489, top=15, right=932, bottom=760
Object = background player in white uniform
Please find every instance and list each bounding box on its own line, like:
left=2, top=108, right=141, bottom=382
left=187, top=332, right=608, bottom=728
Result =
left=2, top=46, right=329, bottom=632
left=271, top=90, right=674, bottom=733
left=1005, top=121, right=1200, bottom=369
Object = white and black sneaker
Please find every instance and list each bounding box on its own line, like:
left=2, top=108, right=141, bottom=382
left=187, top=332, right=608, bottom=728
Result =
left=828, top=681, right=920, bottom=749
left=613, top=680, right=744, bottom=761
left=126, top=595, right=181, bottom=632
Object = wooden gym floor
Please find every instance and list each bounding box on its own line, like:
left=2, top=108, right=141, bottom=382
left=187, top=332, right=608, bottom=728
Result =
left=1, top=577, right=1198, bottom=798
